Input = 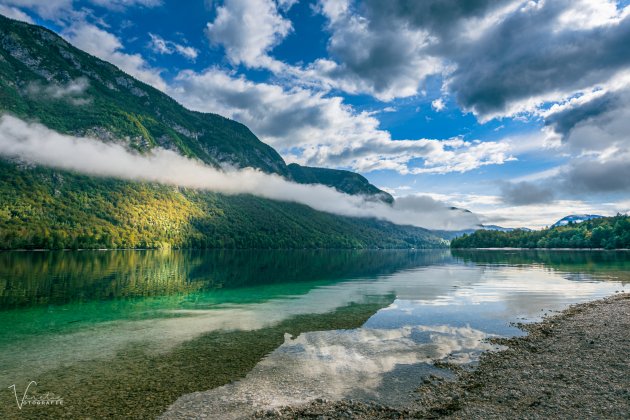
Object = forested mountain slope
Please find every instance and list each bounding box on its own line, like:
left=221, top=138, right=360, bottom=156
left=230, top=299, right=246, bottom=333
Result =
left=0, top=15, right=444, bottom=249
left=0, top=160, right=446, bottom=249
left=0, top=14, right=388, bottom=198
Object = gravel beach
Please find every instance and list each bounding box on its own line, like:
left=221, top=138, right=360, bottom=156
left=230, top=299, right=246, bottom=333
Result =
left=255, top=293, right=630, bottom=419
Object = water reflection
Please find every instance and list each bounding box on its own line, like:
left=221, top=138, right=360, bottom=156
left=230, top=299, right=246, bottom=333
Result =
left=0, top=249, right=627, bottom=419
left=163, top=257, right=627, bottom=417
left=164, top=325, right=498, bottom=419
left=453, top=249, right=630, bottom=280
left=0, top=249, right=450, bottom=308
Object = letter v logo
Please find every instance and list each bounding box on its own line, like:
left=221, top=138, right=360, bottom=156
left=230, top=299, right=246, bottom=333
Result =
left=8, top=381, right=37, bottom=410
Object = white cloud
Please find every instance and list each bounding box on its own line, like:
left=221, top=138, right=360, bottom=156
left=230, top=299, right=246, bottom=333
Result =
left=415, top=191, right=623, bottom=229
left=7, top=2, right=512, bottom=178
left=305, top=0, right=443, bottom=101
left=26, top=77, right=91, bottom=105
left=315, top=0, right=350, bottom=21
left=148, top=33, right=198, bottom=60
left=206, top=0, right=292, bottom=68
left=89, top=0, right=162, bottom=10
left=62, top=23, right=167, bottom=91
left=556, top=0, right=628, bottom=30
left=431, top=98, right=446, bottom=112
left=0, top=0, right=161, bottom=19
left=480, top=200, right=617, bottom=229
left=511, top=165, right=568, bottom=183
left=170, top=68, right=514, bottom=175
left=276, top=0, right=298, bottom=11
left=0, top=114, right=478, bottom=230
left=0, top=0, right=71, bottom=19
left=0, top=4, right=34, bottom=22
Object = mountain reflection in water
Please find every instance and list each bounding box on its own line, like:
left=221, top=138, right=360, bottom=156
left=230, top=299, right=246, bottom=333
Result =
left=0, top=250, right=627, bottom=419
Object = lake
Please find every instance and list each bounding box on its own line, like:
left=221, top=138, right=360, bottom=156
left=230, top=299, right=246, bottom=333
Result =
left=0, top=249, right=628, bottom=419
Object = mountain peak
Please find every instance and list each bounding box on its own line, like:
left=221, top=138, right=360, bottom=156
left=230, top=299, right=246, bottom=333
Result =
left=552, top=214, right=604, bottom=228
left=0, top=14, right=389, bottom=201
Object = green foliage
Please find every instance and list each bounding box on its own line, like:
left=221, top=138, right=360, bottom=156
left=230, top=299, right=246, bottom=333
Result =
left=451, top=215, right=630, bottom=249
left=0, top=15, right=288, bottom=174
left=0, top=249, right=446, bottom=308
left=0, top=161, right=447, bottom=250
left=0, top=15, right=389, bottom=198
left=0, top=15, right=438, bottom=250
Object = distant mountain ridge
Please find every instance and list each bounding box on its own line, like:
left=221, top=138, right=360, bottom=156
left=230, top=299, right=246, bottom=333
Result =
left=551, top=214, right=604, bottom=228
left=451, top=214, right=629, bottom=249
left=481, top=224, right=532, bottom=232
left=432, top=222, right=531, bottom=240
left=436, top=214, right=608, bottom=242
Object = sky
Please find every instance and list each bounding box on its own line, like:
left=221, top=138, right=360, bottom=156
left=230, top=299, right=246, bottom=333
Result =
left=0, top=0, right=629, bottom=228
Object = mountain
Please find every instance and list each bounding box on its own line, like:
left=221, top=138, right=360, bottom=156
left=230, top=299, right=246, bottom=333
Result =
left=287, top=164, right=394, bottom=203
left=431, top=229, right=475, bottom=240
left=0, top=14, right=388, bottom=199
left=451, top=214, right=630, bottom=249
left=0, top=159, right=447, bottom=250
left=0, top=15, right=445, bottom=249
left=0, top=18, right=285, bottom=174
left=551, top=214, right=604, bottom=228
left=432, top=222, right=531, bottom=240
left=481, top=225, right=532, bottom=232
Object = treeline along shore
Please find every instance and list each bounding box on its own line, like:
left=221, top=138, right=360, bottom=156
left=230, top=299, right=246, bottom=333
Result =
left=451, top=215, right=630, bottom=249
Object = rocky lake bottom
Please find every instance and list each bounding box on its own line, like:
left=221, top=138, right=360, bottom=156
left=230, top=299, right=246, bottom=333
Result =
left=0, top=249, right=628, bottom=419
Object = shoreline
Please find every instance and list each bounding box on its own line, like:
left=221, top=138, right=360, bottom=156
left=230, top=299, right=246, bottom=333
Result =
left=3, top=247, right=629, bottom=252
left=453, top=247, right=630, bottom=251
left=257, top=293, right=630, bottom=419
left=0, top=246, right=447, bottom=252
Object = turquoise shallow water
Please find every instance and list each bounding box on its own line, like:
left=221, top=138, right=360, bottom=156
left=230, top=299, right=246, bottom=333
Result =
left=0, top=249, right=628, bottom=418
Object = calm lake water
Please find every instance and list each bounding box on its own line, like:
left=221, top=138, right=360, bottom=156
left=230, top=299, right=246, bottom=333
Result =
left=0, top=249, right=628, bottom=419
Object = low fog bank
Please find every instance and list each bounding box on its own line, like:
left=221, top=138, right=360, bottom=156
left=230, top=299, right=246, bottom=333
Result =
left=0, top=115, right=479, bottom=230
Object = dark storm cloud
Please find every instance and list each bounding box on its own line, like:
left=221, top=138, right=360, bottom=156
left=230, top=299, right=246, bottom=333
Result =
left=363, top=0, right=501, bottom=34
left=544, top=93, right=619, bottom=139
left=500, top=181, right=555, bottom=206
left=317, top=0, right=508, bottom=99
left=409, top=0, right=630, bottom=203
left=544, top=87, right=630, bottom=153
left=446, top=1, right=630, bottom=117
left=564, top=158, right=630, bottom=193
left=501, top=158, right=630, bottom=204
left=325, top=0, right=630, bottom=119
left=322, top=26, right=431, bottom=96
